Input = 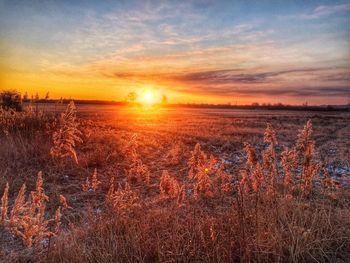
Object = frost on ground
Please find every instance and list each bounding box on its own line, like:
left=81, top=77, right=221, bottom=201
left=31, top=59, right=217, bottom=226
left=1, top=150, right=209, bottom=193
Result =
left=0, top=104, right=349, bottom=262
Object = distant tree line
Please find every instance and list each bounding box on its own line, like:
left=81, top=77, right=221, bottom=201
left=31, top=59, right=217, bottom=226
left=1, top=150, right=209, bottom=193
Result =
left=0, top=90, right=53, bottom=111
left=169, top=103, right=349, bottom=112
left=22, top=91, right=50, bottom=102
left=1, top=89, right=348, bottom=112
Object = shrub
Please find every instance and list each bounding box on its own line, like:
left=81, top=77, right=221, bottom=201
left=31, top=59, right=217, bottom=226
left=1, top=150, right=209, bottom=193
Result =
left=106, top=182, right=141, bottom=216
left=159, top=170, right=183, bottom=201
left=0, top=103, right=50, bottom=137
left=50, top=101, right=82, bottom=164
left=0, top=172, right=65, bottom=247
left=82, top=168, right=101, bottom=192
left=0, top=90, right=22, bottom=111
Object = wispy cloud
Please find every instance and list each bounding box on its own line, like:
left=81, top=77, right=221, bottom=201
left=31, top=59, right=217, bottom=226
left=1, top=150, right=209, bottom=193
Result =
left=307, top=3, right=350, bottom=19
left=169, top=67, right=336, bottom=84
left=173, top=84, right=350, bottom=98
left=282, top=2, right=350, bottom=20
left=79, top=64, right=350, bottom=100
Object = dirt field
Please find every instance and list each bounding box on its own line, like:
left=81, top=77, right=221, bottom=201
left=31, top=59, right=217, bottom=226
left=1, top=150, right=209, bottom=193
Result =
left=0, top=104, right=349, bottom=262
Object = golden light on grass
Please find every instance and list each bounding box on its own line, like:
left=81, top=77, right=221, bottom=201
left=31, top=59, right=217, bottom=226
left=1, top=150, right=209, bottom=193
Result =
left=0, top=99, right=348, bottom=261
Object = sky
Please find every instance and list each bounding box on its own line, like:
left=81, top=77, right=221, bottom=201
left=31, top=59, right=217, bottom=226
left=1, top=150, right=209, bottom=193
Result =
left=0, top=0, right=349, bottom=105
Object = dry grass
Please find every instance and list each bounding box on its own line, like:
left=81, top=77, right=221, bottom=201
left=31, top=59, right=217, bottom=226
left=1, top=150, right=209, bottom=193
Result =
left=50, top=101, right=82, bottom=164
left=0, top=171, right=66, bottom=248
left=0, top=103, right=349, bottom=262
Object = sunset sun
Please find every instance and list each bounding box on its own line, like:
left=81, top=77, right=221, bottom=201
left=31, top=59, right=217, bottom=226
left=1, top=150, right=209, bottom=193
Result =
left=141, top=90, right=158, bottom=105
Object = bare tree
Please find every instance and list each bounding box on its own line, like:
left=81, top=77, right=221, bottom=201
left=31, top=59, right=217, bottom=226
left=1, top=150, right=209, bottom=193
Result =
left=161, top=94, right=168, bottom=105
left=23, top=92, right=28, bottom=101
left=126, top=92, right=138, bottom=103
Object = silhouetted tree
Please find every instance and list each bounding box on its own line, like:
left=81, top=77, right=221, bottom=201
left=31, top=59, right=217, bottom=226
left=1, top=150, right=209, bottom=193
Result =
left=161, top=94, right=168, bottom=105
left=35, top=93, right=39, bottom=101
left=45, top=92, right=50, bottom=100
left=0, top=90, right=22, bottom=111
left=126, top=92, right=138, bottom=103
left=23, top=92, right=28, bottom=101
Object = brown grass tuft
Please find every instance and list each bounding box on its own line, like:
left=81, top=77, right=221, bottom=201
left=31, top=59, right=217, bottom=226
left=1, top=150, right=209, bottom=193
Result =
left=0, top=172, right=65, bottom=247
left=50, top=101, right=82, bottom=164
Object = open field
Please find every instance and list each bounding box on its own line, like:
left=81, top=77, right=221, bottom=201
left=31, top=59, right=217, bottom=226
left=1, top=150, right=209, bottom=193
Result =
left=2, top=0, right=350, bottom=262
left=1, top=104, right=349, bottom=262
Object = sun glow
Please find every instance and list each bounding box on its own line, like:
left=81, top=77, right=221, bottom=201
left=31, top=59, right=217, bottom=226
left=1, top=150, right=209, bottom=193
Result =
left=140, top=90, right=158, bottom=105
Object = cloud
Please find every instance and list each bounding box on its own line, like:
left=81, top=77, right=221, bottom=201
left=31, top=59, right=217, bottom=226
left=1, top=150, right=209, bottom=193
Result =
left=318, top=73, right=350, bottom=82
left=282, top=3, right=350, bottom=20
left=169, top=67, right=340, bottom=85
left=51, top=3, right=274, bottom=66
left=309, top=3, right=350, bottom=19
left=163, top=66, right=350, bottom=98
left=89, top=64, right=349, bottom=99
left=174, top=84, right=350, bottom=98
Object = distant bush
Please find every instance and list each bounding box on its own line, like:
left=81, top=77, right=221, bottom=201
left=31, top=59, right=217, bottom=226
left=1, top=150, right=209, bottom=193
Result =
left=0, top=90, right=23, bottom=111
left=0, top=103, right=51, bottom=137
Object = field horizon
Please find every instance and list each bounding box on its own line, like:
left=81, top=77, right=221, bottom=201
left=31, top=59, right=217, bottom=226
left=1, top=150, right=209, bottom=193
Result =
left=18, top=99, right=350, bottom=111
